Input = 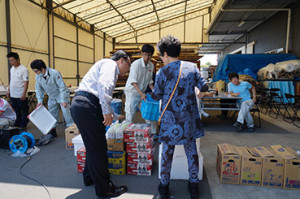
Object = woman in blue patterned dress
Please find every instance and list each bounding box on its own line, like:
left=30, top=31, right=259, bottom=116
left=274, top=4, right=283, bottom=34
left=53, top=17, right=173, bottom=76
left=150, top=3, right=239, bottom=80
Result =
left=152, top=35, right=208, bottom=199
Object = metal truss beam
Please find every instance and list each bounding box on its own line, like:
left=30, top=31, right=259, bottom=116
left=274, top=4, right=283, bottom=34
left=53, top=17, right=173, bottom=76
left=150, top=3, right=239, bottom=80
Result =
left=105, top=0, right=136, bottom=33
left=96, top=1, right=211, bottom=36
left=116, top=7, right=210, bottom=42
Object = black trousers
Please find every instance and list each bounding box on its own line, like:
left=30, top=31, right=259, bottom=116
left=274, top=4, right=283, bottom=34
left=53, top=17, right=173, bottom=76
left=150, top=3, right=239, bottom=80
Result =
left=70, top=92, right=111, bottom=196
left=10, top=97, right=29, bottom=128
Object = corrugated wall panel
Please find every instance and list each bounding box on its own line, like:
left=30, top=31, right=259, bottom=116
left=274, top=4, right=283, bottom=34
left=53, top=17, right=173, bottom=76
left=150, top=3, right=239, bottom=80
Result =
left=79, top=62, right=93, bottom=78
left=0, top=47, right=9, bottom=86
left=54, top=17, right=76, bottom=42
left=53, top=16, right=77, bottom=84
left=8, top=0, right=48, bottom=90
left=10, top=0, right=48, bottom=52
left=54, top=38, right=77, bottom=60
left=185, top=17, right=203, bottom=42
left=137, top=30, right=160, bottom=43
left=105, top=40, right=113, bottom=57
left=78, top=29, right=93, bottom=48
left=161, top=22, right=185, bottom=42
left=0, top=0, right=7, bottom=44
left=95, top=35, right=104, bottom=61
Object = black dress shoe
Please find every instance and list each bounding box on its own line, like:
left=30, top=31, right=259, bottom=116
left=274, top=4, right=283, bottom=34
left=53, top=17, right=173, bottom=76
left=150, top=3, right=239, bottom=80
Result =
left=83, top=177, right=94, bottom=186
left=98, top=184, right=127, bottom=198
left=48, top=128, right=57, bottom=137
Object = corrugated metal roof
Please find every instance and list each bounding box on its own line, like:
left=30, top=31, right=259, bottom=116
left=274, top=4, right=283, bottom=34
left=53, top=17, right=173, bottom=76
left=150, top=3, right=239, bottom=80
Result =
left=51, top=0, right=213, bottom=39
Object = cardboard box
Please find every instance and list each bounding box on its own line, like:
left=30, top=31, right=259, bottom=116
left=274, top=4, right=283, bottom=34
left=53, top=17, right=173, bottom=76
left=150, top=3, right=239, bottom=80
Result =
left=127, top=163, right=152, bottom=176
left=65, top=123, right=80, bottom=150
left=108, top=151, right=126, bottom=171
left=124, top=123, right=151, bottom=142
left=237, top=147, right=262, bottom=186
left=127, top=151, right=154, bottom=164
left=107, top=138, right=124, bottom=151
left=77, top=147, right=86, bottom=163
left=77, top=162, right=85, bottom=173
left=72, top=134, right=85, bottom=156
left=216, top=143, right=241, bottom=184
left=109, top=168, right=126, bottom=175
left=271, top=145, right=300, bottom=190
left=126, top=140, right=155, bottom=153
left=255, top=146, right=284, bottom=188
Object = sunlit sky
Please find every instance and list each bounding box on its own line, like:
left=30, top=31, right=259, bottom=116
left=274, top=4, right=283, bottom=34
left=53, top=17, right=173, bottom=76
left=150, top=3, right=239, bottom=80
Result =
left=200, top=54, right=218, bottom=65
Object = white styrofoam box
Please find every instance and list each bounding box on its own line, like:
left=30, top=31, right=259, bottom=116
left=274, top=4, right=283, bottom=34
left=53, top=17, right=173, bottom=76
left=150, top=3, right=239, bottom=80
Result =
left=158, top=138, right=203, bottom=180
left=72, top=134, right=85, bottom=156
left=28, top=105, right=56, bottom=135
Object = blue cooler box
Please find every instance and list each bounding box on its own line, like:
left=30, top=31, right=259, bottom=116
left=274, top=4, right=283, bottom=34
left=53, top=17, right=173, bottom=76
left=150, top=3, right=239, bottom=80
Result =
left=141, top=94, right=160, bottom=121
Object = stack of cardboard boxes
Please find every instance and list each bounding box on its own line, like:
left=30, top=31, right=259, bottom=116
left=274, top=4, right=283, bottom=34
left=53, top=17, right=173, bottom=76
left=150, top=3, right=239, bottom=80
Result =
left=216, top=143, right=300, bottom=190
left=70, top=122, right=128, bottom=175
left=124, top=123, right=154, bottom=176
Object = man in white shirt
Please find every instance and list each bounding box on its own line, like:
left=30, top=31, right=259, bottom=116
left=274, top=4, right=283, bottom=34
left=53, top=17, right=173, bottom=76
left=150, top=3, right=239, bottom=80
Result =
left=70, top=50, right=130, bottom=198
left=6, top=52, right=29, bottom=129
left=125, top=44, right=157, bottom=133
left=0, top=98, right=16, bottom=127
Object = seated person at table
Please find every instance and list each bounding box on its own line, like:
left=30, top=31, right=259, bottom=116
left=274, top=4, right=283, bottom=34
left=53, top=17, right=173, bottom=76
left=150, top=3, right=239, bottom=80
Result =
left=0, top=97, right=16, bottom=127
left=228, top=72, right=256, bottom=132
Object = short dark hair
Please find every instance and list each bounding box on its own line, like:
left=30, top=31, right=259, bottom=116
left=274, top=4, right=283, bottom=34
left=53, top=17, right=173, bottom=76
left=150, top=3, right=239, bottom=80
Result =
left=157, top=35, right=181, bottom=57
left=142, top=44, right=154, bottom=55
left=228, top=72, right=239, bottom=80
left=7, top=52, right=19, bottom=60
left=111, top=50, right=129, bottom=61
left=30, top=59, right=47, bottom=70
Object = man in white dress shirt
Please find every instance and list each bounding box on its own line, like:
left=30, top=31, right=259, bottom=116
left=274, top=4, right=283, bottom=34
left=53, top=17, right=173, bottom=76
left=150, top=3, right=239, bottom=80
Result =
left=125, top=44, right=157, bottom=133
left=6, top=52, right=29, bottom=129
left=70, top=50, right=130, bottom=198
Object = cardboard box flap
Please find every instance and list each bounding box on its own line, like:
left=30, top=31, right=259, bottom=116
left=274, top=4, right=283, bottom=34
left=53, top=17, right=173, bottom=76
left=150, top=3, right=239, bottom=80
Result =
left=247, top=147, right=262, bottom=157
left=255, top=146, right=274, bottom=157
left=271, top=145, right=298, bottom=159
left=236, top=146, right=252, bottom=157
left=218, top=143, right=239, bottom=155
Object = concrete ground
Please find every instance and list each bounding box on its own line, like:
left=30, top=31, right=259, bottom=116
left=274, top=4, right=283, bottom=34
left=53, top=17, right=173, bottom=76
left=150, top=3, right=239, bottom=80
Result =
left=0, top=110, right=299, bottom=199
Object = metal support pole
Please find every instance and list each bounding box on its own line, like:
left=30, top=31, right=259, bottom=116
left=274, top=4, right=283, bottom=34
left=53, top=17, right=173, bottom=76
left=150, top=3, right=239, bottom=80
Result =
left=75, top=15, right=80, bottom=86
left=103, top=33, right=106, bottom=58
left=5, top=0, right=11, bottom=82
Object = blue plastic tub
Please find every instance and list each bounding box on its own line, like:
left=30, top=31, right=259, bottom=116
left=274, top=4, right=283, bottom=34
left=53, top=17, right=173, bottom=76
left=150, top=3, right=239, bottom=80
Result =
left=141, top=94, right=160, bottom=121
left=106, top=99, right=122, bottom=131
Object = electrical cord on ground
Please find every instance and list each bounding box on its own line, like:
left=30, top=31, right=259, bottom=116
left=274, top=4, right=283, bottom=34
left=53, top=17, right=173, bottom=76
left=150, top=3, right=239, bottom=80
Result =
left=19, top=156, right=52, bottom=199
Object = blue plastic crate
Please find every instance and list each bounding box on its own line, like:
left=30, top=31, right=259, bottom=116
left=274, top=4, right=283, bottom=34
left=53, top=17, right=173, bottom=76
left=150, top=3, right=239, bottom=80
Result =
left=141, top=95, right=160, bottom=121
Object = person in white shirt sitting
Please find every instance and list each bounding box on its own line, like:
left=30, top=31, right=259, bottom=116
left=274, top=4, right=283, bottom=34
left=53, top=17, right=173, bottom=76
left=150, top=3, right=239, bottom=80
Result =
left=0, top=98, right=16, bottom=127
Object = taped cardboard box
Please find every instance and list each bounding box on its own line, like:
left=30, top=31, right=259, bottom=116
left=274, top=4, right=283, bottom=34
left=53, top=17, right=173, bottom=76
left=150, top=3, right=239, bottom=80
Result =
left=127, top=163, right=152, bottom=176
left=255, top=146, right=284, bottom=188
left=65, top=124, right=80, bottom=150
left=124, top=123, right=151, bottom=142
left=271, top=145, right=300, bottom=190
left=107, top=138, right=124, bottom=151
left=237, top=147, right=262, bottom=186
left=216, top=143, right=241, bottom=184
left=126, top=140, right=155, bottom=153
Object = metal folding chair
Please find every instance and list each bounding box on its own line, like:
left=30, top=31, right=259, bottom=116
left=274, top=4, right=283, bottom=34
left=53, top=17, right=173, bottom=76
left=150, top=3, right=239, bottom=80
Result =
left=250, top=95, right=262, bottom=128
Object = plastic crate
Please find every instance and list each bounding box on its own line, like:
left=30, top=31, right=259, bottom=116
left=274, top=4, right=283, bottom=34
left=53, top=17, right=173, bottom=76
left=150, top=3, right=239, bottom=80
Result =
left=141, top=95, right=160, bottom=121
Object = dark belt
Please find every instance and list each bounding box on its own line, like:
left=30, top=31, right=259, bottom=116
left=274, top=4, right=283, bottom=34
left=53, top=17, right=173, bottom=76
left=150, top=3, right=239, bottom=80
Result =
left=75, top=91, right=99, bottom=102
